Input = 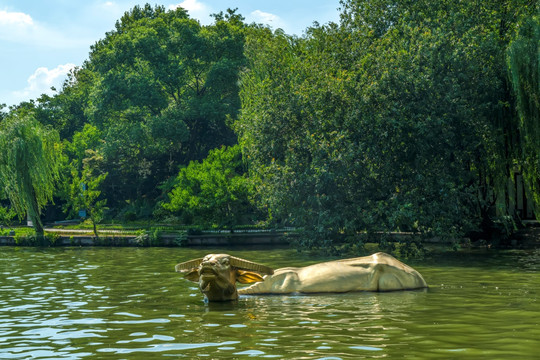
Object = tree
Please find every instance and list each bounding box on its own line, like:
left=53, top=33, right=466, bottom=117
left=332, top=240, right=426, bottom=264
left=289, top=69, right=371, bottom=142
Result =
left=237, top=0, right=536, bottom=250
left=77, top=4, right=246, bottom=211
left=163, top=145, right=256, bottom=228
left=0, top=110, right=61, bottom=237
left=6, top=4, right=249, bottom=220
left=507, top=14, right=540, bottom=216
left=64, top=168, right=108, bottom=238
left=33, top=67, right=96, bottom=140
left=62, top=124, right=103, bottom=171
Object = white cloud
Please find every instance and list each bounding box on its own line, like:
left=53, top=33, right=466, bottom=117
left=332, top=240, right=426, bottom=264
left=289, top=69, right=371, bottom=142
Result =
left=0, top=9, right=36, bottom=42
left=0, top=8, right=88, bottom=48
left=249, top=10, right=287, bottom=31
left=169, top=0, right=205, bottom=12
left=97, top=1, right=123, bottom=15
left=0, top=9, right=33, bottom=26
left=169, top=0, right=212, bottom=24
left=12, top=63, right=76, bottom=102
left=251, top=10, right=279, bottom=24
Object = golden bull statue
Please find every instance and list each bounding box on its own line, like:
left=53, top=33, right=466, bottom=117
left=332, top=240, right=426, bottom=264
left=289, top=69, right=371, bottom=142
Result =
left=176, top=252, right=428, bottom=302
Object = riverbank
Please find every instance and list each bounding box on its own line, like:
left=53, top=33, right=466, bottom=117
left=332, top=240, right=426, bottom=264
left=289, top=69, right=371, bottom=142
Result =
left=0, top=231, right=289, bottom=247
left=1, top=226, right=539, bottom=248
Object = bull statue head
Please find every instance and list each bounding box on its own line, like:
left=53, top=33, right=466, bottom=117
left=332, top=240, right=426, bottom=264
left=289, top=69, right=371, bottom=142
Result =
left=175, top=254, right=274, bottom=302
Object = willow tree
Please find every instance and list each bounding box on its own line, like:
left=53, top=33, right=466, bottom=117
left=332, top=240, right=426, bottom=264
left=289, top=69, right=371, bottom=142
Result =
left=508, top=14, right=540, bottom=216
left=0, top=111, right=61, bottom=237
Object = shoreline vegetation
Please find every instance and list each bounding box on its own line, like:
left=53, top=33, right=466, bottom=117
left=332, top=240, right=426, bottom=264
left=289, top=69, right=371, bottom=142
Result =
left=1, top=224, right=538, bottom=252
left=1, top=2, right=539, bottom=254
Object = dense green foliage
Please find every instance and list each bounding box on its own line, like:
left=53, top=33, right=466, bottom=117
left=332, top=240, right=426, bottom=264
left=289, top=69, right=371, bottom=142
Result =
left=0, top=2, right=538, bottom=249
left=82, top=5, right=244, bottom=208
left=0, top=204, right=16, bottom=229
left=0, top=110, right=61, bottom=236
left=28, top=4, right=246, bottom=215
left=508, top=14, right=540, bottom=214
left=163, top=144, right=256, bottom=228
left=237, top=0, right=538, bottom=248
left=63, top=168, right=108, bottom=238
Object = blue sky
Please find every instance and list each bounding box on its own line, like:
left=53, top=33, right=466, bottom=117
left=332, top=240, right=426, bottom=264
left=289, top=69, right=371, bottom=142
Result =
left=0, top=0, right=341, bottom=108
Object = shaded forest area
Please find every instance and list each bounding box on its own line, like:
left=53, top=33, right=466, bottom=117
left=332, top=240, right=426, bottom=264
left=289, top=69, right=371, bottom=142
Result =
left=0, top=1, right=539, bottom=251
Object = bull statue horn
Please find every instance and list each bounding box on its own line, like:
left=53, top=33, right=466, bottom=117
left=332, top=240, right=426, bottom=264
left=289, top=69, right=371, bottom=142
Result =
left=230, top=256, right=274, bottom=275
left=175, top=258, right=203, bottom=273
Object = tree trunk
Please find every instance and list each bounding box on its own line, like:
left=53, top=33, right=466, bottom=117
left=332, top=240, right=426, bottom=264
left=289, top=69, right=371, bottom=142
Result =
left=29, top=211, right=44, bottom=239
left=92, top=218, right=99, bottom=239
left=28, top=191, right=44, bottom=239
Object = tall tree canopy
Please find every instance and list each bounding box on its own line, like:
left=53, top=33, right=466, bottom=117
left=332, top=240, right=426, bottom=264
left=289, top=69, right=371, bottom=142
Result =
left=2, top=1, right=537, bottom=248
left=237, top=0, right=536, bottom=248
left=38, top=4, right=247, bottom=214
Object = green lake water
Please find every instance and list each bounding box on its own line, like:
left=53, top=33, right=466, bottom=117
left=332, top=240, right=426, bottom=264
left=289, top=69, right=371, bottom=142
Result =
left=0, top=246, right=538, bottom=359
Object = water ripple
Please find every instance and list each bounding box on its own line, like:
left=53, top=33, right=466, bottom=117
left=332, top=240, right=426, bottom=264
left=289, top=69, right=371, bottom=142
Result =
left=0, top=247, right=538, bottom=359
left=97, top=341, right=241, bottom=354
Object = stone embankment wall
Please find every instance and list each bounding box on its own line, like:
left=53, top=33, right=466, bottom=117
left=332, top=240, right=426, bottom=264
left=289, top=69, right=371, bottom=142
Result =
left=0, top=232, right=289, bottom=247
left=1, top=226, right=538, bottom=247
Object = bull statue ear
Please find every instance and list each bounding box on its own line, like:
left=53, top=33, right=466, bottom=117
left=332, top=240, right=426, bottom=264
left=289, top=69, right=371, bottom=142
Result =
left=184, top=268, right=200, bottom=282
left=175, top=258, right=203, bottom=273
left=236, top=270, right=265, bottom=284
left=176, top=258, right=203, bottom=283
left=229, top=256, right=274, bottom=275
